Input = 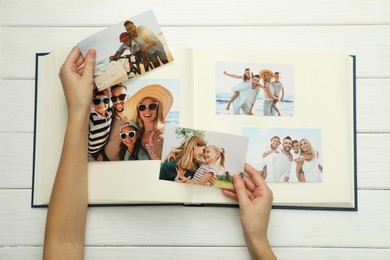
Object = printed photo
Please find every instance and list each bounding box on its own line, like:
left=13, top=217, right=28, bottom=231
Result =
left=243, top=128, right=323, bottom=183
left=78, top=10, right=173, bottom=91
left=159, top=126, right=249, bottom=189
left=216, top=62, right=294, bottom=116
left=88, top=78, right=179, bottom=162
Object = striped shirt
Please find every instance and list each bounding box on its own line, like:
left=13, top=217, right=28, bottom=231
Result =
left=88, top=108, right=113, bottom=154
left=192, top=164, right=217, bottom=186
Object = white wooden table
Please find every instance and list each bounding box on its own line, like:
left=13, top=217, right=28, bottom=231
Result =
left=1, top=1, right=389, bottom=259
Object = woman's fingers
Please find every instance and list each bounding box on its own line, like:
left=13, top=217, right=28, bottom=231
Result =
left=243, top=175, right=256, bottom=191
left=222, top=189, right=238, bottom=202
left=244, top=163, right=266, bottom=187
left=232, top=174, right=250, bottom=204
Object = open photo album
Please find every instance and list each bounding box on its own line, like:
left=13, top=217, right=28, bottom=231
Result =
left=32, top=12, right=357, bottom=210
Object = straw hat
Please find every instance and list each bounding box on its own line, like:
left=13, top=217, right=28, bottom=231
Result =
left=124, top=84, right=173, bottom=122
left=259, top=69, right=274, bottom=79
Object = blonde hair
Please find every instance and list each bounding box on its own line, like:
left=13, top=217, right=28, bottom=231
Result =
left=171, top=136, right=207, bottom=172
left=299, top=138, right=315, bottom=158
left=206, top=145, right=225, bottom=171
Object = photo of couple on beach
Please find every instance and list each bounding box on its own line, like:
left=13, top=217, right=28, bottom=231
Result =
left=243, top=128, right=323, bottom=183
left=215, top=62, right=294, bottom=116
left=78, top=10, right=173, bottom=91
left=87, top=78, right=179, bottom=162
left=159, top=126, right=249, bottom=189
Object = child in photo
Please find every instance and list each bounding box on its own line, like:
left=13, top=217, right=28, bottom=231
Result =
left=89, top=88, right=113, bottom=160
left=261, top=136, right=281, bottom=179
left=109, top=32, right=135, bottom=61
left=178, top=145, right=225, bottom=186
left=289, top=139, right=301, bottom=182
left=224, top=68, right=253, bottom=114
left=271, top=72, right=284, bottom=116
left=109, top=32, right=141, bottom=76
left=118, top=120, right=149, bottom=161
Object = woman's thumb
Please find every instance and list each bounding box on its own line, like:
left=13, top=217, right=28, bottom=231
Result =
left=82, top=48, right=96, bottom=79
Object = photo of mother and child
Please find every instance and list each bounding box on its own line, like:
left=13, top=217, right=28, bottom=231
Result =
left=159, top=126, right=249, bottom=189
left=88, top=83, right=175, bottom=162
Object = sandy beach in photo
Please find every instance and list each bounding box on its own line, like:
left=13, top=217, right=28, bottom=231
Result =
left=93, top=43, right=174, bottom=91
left=216, top=92, right=294, bottom=116
left=94, top=59, right=129, bottom=90
left=77, top=10, right=174, bottom=90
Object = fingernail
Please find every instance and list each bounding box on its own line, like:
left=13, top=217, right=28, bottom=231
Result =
left=88, top=48, right=96, bottom=57
left=232, top=174, right=240, bottom=182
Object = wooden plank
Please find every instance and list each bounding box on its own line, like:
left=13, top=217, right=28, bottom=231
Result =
left=0, top=133, right=33, bottom=188
left=2, top=0, right=390, bottom=26
left=1, top=247, right=389, bottom=260
left=357, top=134, right=390, bottom=189
left=1, top=133, right=389, bottom=189
left=0, top=80, right=35, bottom=133
left=1, top=26, right=390, bottom=79
left=357, top=79, right=390, bottom=133
left=0, top=189, right=389, bottom=248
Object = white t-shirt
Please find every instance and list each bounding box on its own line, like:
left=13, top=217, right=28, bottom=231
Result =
left=271, top=81, right=284, bottom=98
left=132, top=25, right=165, bottom=54
left=271, top=151, right=293, bottom=182
left=263, top=82, right=275, bottom=101
left=260, top=144, right=281, bottom=166
left=302, top=154, right=322, bottom=182
left=289, top=151, right=300, bottom=182
left=244, top=86, right=260, bottom=106
left=117, top=42, right=135, bottom=53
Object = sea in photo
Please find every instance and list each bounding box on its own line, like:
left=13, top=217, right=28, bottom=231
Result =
left=166, top=111, right=179, bottom=126
left=216, top=92, right=294, bottom=116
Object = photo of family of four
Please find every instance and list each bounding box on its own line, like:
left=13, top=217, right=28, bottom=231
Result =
left=259, top=135, right=323, bottom=183
left=88, top=84, right=173, bottom=162
left=224, top=69, right=285, bottom=116
left=216, top=62, right=294, bottom=116
left=159, top=127, right=248, bottom=189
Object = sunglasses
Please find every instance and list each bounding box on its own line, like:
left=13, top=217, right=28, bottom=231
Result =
left=138, top=102, right=158, bottom=112
left=120, top=130, right=137, bottom=140
left=111, top=94, right=127, bottom=102
left=92, top=97, right=110, bottom=105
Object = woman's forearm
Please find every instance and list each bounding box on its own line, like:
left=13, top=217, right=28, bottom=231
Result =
left=44, top=113, right=89, bottom=259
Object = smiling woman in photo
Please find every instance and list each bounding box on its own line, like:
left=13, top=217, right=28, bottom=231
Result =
left=124, top=84, right=173, bottom=160
left=160, top=135, right=207, bottom=182
left=296, top=138, right=322, bottom=182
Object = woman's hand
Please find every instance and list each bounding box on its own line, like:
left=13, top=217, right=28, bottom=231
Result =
left=174, top=167, right=191, bottom=183
left=59, top=46, right=96, bottom=117
left=164, top=148, right=178, bottom=162
left=223, top=163, right=276, bottom=260
left=43, top=46, right=96, bottom=260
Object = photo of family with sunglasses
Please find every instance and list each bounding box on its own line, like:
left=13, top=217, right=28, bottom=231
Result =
left=88, top=78, right=179, bottom=162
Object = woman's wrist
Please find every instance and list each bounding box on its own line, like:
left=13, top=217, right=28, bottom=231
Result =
left=67, top=109, right=90, bottom=129
left=245, top=235, right=275, bottom=260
